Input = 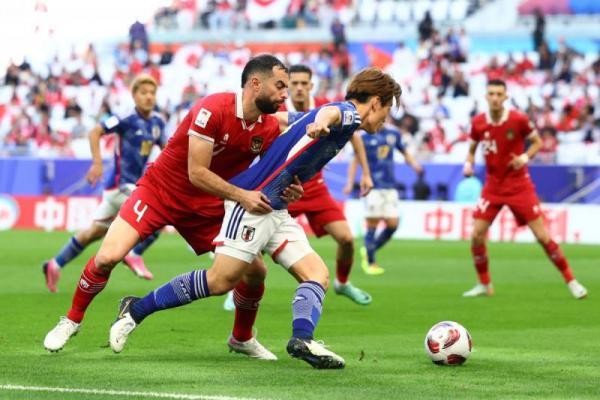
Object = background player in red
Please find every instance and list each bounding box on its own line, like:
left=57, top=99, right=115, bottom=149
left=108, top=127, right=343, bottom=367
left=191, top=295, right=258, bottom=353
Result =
left=462, top=79, right=587, bottom=299
left=43, top=55, right=303, bottom=356
left=282, top=64, right=374, bottom=305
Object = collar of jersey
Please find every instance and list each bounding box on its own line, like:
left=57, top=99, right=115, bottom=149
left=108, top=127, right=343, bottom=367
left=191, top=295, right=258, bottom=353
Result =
left=236, top=90, right=262, bottom=130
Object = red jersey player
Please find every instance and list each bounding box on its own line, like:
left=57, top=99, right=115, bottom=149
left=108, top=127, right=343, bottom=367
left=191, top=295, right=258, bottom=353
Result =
left=282, top=64, right=374, bottom=305
left=43, top=55, right=302, bottom=357
left=463, top=79, right=587, bottom=299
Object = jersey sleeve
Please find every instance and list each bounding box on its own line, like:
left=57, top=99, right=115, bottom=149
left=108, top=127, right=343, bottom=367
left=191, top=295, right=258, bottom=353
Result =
left=469, top=119, right=480, bottom=142
left=394, top=130, right=406, bottom=153
left=156, top=118, right=168, bottom=148
left=101, top=114, right=124, bottom=135
left=287, top=112, right=305, bottom=125
left=187, top=99, right=223, bottom=143
left=520, top=114, right=535, bottom=138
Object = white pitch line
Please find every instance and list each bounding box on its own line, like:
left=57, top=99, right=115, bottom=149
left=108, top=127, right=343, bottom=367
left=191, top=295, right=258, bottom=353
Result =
left=0, top=384, right=265, bottom=400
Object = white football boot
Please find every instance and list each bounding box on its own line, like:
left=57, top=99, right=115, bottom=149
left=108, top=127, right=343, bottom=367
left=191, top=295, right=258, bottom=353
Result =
left=109, top=296, right=140, bottom=353
left=227, top=335, right=277, bottom=360
left=567, top=280, right=588, bottom=299
left=44, top=317, right=80, bottom=352
left=462, top=283, right=494, bottom=297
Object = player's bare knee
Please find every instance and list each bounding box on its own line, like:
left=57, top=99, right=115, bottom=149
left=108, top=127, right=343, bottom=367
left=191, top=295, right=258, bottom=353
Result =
left=94, top=251, right=120, bottom=271
left=336, top=233, right=354, bottom=249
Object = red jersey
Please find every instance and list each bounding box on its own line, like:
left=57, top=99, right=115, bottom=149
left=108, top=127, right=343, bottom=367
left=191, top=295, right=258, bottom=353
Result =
left=144, top=91, right=280, bottom=216
left=280, top=96, right=329, bottom=195
left=470, top=109, right=535, bottom=195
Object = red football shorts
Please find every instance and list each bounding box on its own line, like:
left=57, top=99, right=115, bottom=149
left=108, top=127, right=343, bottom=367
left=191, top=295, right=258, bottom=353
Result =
left=473, top=187, right=541, bottom=226
left=288, top=181, right=346, bottom=237
left=119, top=183, right=222, bottom=255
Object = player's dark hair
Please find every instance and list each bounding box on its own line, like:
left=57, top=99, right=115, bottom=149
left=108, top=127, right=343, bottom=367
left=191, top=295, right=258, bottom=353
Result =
left=289, top=64, right=313, bottom=78
left=241, top=55, right=288, bottom=87
left=487, top=79, right=507, bottom=88
left=345, top=67, right=402, bottom=107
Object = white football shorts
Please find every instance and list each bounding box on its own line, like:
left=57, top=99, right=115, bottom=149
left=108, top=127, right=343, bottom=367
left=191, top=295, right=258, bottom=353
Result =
left=214, top=200, right=314, bottom=269
left=92, top=186, right=133, bottom=227
left=363, top=188, right=399, bottom=218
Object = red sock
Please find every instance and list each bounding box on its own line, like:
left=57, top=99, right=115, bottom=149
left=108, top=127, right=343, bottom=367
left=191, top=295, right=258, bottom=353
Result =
left=471, top=244, right=490, bottom=285
left=543, top=240, right=574, bottom=283
left=335, top=257, right=353, bottom=284
left=232, top=281, right=264, bottom=342
left=66, top=256, right=112, bottom=323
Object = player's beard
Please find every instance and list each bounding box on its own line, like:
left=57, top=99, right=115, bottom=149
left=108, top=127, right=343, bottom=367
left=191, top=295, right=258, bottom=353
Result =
left=255, top=94, right=280, bottom=114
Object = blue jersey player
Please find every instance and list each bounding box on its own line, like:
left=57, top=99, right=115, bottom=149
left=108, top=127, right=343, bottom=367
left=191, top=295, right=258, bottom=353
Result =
left=43, top=74, right=166, bottom=293
left=108, top=68, right=401, bottom=369
left=346, top=119, right=422, bottom=275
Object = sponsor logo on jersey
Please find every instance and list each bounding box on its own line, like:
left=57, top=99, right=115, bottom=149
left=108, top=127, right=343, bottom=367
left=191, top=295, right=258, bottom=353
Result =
left=195, top=108, right=212, bottom=128
left=222, top=133, right=229, bottom=143
left=250, top=136, right=264, bottom=154
left=241, top=225, right=255, bottom=242
left=135, top=129, right=143, bottom=136
left=342, top=111, right=354, bottom=126
left=506, top=128, right=514, bottom=140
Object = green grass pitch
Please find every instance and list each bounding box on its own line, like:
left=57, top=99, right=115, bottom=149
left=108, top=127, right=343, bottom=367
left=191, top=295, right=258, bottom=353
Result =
left=0, top=230, right=599, bottom=399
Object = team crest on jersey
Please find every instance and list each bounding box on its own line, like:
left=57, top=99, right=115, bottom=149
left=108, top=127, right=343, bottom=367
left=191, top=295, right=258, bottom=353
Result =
left=386, top=134, right=396, bottom=145
left=250, top=136, right=264, bottom=154
left=152, top=125, right=161, bottom=140
left=195, top=108, right=212, bottom=128
left=506, top=129, right=514, bottom=140
left=342, top=111, right=354, bottom=126
left=241, top=225, right=255, bottom=242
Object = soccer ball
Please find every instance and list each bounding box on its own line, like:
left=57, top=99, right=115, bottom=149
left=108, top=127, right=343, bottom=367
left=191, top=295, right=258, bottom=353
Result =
left=424, top=321, right=472, bottom=365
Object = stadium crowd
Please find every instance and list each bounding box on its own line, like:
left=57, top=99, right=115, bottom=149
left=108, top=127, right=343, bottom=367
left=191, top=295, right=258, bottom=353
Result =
left=1, top=10, right=599, bottom=164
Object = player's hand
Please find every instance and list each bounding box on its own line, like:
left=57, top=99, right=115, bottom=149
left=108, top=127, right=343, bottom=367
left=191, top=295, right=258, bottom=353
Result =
left=508, top=153, right=529, bottom=170
left=306, top=122, right=330, bottom=139
left=281, top=176, right=304, bottom=203
left=359, top=175, right=374, bottom=197
left=239, top=190, right=272, bottom=215
left=85, top=163, right=103, bottom=186
left=463, top=161, right=474, bottom=177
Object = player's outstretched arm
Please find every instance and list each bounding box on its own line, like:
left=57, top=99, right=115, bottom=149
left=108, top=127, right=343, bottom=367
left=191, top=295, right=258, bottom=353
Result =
left=187, top=136, right=272, bottom=214
left=85, top=125, right=106, bottom=186
left=463, top=140, right=478, bottom=177
left=350, top=133, right=373, bottom=196
left=306, top=106, right=342, bottom=138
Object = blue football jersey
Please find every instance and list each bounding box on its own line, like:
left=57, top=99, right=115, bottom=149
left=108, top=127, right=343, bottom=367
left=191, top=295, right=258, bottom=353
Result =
left=361, top=125, right=405, bottom=189
left=230, top=102, right=362, bottom=210
left=100, top=110, right=166, bottom=189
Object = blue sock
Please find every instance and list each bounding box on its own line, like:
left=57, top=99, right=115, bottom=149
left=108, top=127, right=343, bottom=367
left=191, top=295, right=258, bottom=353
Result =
left=292, top=281, right=325, bottom=340
left=130, top=269, right=209, bottom=323
left=365, top=228, right=376, bottom=264
left=54, top=237, right=84, bottom=268
left=375, top=227, right=397, bottom=251
left=132, top=231, right=161, bottom=256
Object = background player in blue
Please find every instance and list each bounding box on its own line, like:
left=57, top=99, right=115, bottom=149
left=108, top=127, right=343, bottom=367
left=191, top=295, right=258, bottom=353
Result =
left=42, top=74, right=166, bottom=293
left=108, top=68, right=401, bottom=369
left=346, top=117, right=422, bottom=275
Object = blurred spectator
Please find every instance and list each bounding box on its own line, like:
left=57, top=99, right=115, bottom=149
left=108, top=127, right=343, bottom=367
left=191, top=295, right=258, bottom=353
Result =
left=537, top=126, right=558, bottom=164
left=418, top=11, right=434, bottom=42
left=532, top=8, right=545, bottom=51
left=330, top=17, right=346, bottom=51
left=129, top=20, right=149, bottom=52
left=159, top=44, right=175, bottom=65
left=538, top=42, right=555, bottom=71
left=450, top=69, right=469, bottom=97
